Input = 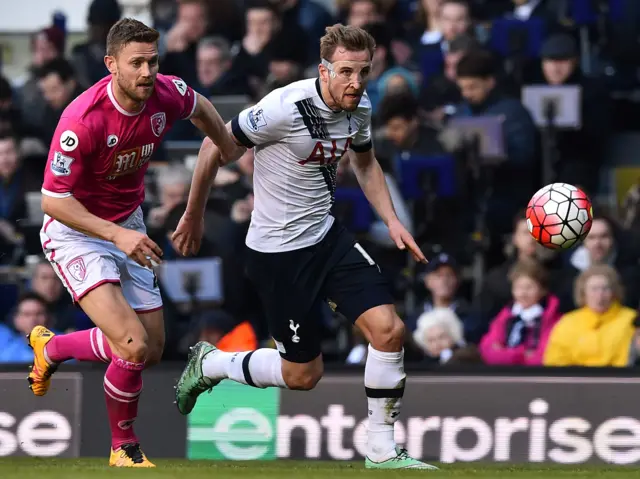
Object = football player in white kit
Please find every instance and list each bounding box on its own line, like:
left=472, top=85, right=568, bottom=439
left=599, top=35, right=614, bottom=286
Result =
left=173, top=24, right=437, bottom=470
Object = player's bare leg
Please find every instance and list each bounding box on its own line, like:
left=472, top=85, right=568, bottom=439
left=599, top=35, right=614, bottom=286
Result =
left=137, top=308, right=165, bottom=368
left=355, top=304, right=437, bottom=469
left=77, top=283, right=155, bottom=467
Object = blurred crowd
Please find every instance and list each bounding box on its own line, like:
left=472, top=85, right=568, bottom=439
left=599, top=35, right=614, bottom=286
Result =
left=2, top=0, right=640, bottom=368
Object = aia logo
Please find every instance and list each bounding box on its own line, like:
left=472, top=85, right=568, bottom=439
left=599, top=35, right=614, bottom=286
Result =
left=107, top=143, right=154, bottom=179
left=299, top=138, right=352, bottom=166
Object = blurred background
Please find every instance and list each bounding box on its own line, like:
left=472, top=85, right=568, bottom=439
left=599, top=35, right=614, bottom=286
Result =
left=2, top=0, right=640, bottom=372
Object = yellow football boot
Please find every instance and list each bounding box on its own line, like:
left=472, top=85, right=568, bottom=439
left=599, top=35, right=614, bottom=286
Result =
left=109, top=444, right=156, bottom=467
left=27, top=325, right=58, bottom=396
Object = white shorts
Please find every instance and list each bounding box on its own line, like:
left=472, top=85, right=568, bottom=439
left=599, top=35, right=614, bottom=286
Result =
left=40, top=206, right=163, bottom=313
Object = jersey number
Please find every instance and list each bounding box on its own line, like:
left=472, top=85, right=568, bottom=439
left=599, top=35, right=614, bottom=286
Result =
left=300, top=138, right=352, bottom=166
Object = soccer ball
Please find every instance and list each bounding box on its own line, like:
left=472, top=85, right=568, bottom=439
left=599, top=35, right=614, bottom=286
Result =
left=526, top=183, right=593, bottom=250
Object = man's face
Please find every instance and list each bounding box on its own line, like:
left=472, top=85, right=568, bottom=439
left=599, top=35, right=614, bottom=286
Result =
left=348, top=0, right=381, bottom=27
left=425, top=265, right=458, bottom=300
left=246, top=8, right=277, bottom=43
left=197, top=45, right=228, bottom=87
left=14, top=299, right=48, bottom=336
left=39, top=72, right=75, bottom=110
left=385, top=116, right=417, bottom=148
left=542, top=58, right=576, bottom=85
left=440, top=3, right=470, bottom=41
left=584, top=219, right=614, bottom=263
left=444, top=50, right=464, bottom=80
left=0, top=138, right=19, bottom=179
left=321, top=48, right=372, bottom=112
left=106, top=41, right=159, bottom=103
left=178, top=2, right=207, bottom=43
left=457, top=76, right=494, bottom=105
left=32, top=263, right=63, bottom=303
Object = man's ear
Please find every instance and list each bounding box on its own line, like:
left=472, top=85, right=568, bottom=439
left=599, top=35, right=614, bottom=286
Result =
left=104, top=55, right=117, bottom=75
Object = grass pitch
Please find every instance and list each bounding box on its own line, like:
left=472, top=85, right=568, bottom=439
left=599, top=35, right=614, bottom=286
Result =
left=1, top=459, right=639, bottom=479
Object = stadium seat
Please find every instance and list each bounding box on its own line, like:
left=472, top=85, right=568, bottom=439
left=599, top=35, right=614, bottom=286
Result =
left=333, top=187, right=375, bottom=233
left=395, top=153, right=457, bottom=200
left=569, top=0, right=625, bottom=24
left=488, top=17, right=546, bottom=58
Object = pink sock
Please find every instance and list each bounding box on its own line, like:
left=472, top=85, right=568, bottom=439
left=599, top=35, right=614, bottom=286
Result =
left=46, top=328, right=112, bottom=364
left=103, top=356, right=144, bottom=450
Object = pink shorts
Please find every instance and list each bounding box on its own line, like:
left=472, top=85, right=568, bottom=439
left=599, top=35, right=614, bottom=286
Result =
left=40, top=207, right=163, bottom=313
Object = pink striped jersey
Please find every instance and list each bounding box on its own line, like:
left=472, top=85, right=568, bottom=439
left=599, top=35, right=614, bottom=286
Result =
left=41, top=73, right=197, bottom=223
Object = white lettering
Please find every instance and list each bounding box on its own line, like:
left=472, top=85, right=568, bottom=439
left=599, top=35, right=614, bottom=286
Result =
left=0, top=412, right=18, bottom=456
left=593, top=417, right=640, bottom=465
left=548, top=418, right=592, bottom=464
left=494, top=418, right=529, bottom=461
left=406, top=417, right=441, bottom=458
left=18, top=411, right=71, bottom=457
left=441, top=417, right=493, bottom=463
left=529, top=399, right=549, bottom=462
left=277, top=415, right=321, bottom=458
left=213, top=408, right=272, bottom=460
left=320, top=405, right=354, bottom=460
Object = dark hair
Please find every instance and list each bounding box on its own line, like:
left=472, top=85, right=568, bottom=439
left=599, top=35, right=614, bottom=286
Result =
left=106, top=18, right=160, bottom=56
left=36, top=58, right=75, bottom=82
left=378, top=91, right=418, bottom=124
left=0, top=75, right=12, bottom=102
left=18, top=291, right=50, bottom=310
left=0, top=130, right=18, bottom=146
left=320, top=24, right=376, bottom=62
left=245, top=0, right=280, bottom=16
left=449, top=33, right=481, bottom=54
left=351, top=0, right=382, bottom=14
left=456, top=48, right=496, bottom=79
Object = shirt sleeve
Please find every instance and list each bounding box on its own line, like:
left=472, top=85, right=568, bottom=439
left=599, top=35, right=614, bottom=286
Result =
left=162, top=74, right=198, bottom=121
left=351, top=111, right=373, bottom=153
left=231, top=90, right=291, bottom=148
left=41, top=118, right=94, bottom=198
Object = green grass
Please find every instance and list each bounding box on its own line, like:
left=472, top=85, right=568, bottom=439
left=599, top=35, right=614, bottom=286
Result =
left=1, top=459, right=640, bottom=479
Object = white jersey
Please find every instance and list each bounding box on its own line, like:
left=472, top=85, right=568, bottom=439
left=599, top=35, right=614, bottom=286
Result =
left=231, top=78, right=373, bottom=253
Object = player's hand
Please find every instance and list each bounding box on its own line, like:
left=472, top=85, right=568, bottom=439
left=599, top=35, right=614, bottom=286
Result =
left=171, top=212, right=204, bottom=257
left=113, top=228, right=163, bottom=268
left=388, top=218, right=428, bottom=264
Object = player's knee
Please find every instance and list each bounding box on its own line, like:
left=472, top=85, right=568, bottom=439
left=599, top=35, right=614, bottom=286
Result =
left=282, top=362, right=324, bottom=391
left=112, top=331, right=149, bottom=363
left=369, top=314, right=405, bottom=352
left=144, top=339, right=165, bottom=368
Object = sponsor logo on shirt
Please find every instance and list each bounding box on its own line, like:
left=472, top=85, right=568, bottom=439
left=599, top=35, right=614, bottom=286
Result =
left=172, top=78, right=187, bottom=96
left=60, top=130, right=79, bottom=152
left=247, top=108, right=267, bottom=132
left=106, top=143, right=154, bottom=179
left=50, top=151, right=74, bottom=176
left=151, top=112, right=166, bottom=137
left=107, top=135, right=118, bottom=147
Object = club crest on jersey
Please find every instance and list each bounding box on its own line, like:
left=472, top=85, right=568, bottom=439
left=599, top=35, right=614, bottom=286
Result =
left=247, top=108, right=267, bottom=132
left=66, top=256, right=87, bottom=282
left=151, top=112, right=166, bottom=137
left=51, top=151, right=74, bottom=176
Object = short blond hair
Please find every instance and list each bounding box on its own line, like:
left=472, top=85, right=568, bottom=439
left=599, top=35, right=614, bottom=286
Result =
left=574, top=264, right=624, bottom=307
left=320, top=24, right=376, bottom=62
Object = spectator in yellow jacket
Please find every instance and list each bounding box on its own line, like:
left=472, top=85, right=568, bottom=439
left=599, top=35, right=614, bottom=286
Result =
left=544, top=264, right=637, bottom=367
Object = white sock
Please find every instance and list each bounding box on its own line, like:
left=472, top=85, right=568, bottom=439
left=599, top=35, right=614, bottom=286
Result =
left=364, top=344, right=406, bottom=461
left=202, top=348, right=287, bottom=388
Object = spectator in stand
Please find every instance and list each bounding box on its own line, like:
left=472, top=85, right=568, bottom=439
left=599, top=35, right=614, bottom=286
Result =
left=411, top=0, right=472, bottom=55
left=453, top=49, right=538, bottom=250
left=479, top=259, right=561, bottom=366
left=344, top=0, right=385, bottom=28
left=16, top=26, right=65, bottom=136
left=259, top=32, right=305, bottom=97
left=146, top=165, right=192, bottom=246
left=195, top=309, right=258, bottom=352
left=71, top=0, right=122, bottom=87
left=410, top=308, right=481, bottom=364
left=529, top=33, right=611, bottom=196
left=555, top=216, right=640, bottom=312
left=544, top=265, right=637, bottom=367
left=0, top=293, right=55, bottom=363
left=35, top=58, right=84, bottom=144
left=161, top=0, right=209, bottom=87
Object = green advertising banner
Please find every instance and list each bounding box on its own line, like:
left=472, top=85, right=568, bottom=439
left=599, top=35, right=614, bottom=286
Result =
left=187, top=381, right=279, bottom=460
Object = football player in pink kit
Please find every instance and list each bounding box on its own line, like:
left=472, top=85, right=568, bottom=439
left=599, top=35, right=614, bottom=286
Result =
left=26, top=18, right=238, bottom=467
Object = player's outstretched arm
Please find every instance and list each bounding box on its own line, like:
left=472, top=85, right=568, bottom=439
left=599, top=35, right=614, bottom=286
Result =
left=172, top=126, right=246, bottom=256
left=41, top=196, right=163, bottom=268
left=189, top=94, right=239, bottom=163
left=348, top=149, right=427, bottom=263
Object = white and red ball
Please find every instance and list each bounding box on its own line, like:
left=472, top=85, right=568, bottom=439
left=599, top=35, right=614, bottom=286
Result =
left=526, top=183, right=593, bottom=250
